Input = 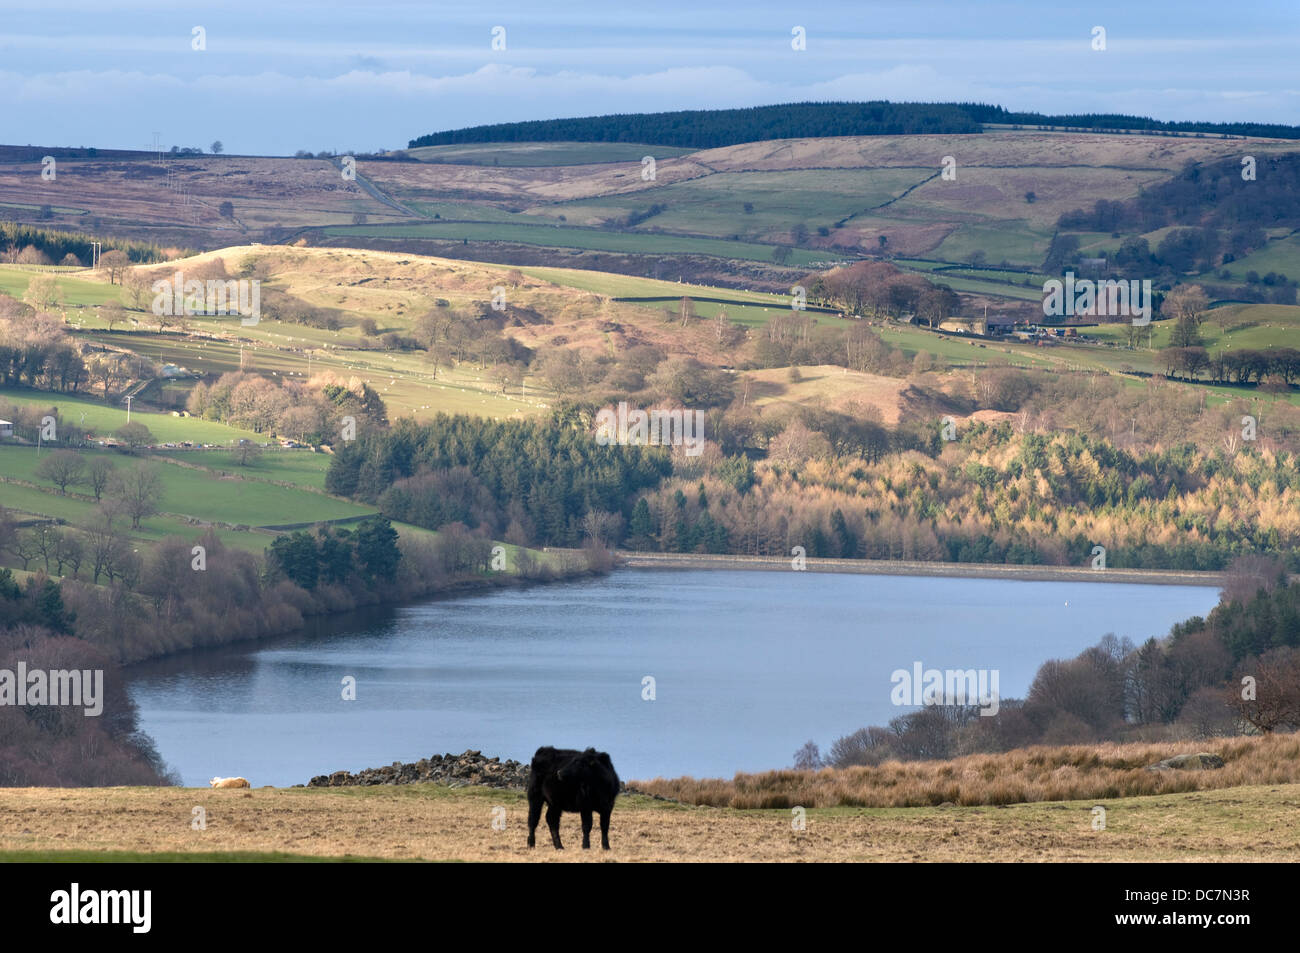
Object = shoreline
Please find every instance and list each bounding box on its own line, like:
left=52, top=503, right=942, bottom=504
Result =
left=602, top=551, right=1228, bottom=587
left=122, top=563, right=601, bottom=670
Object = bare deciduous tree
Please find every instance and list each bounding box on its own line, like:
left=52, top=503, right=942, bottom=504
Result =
left=108, top=465, right=164, bottom=529
left=35, top=449, right=85, bottom=495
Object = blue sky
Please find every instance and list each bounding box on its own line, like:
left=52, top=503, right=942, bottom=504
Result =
left=2, top=1, right=1297, bottom=155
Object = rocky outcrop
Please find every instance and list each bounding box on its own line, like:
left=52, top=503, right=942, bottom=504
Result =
left=306, top=750, right=529, bottom=789
left=1145, top=752, right=1226, bottom=772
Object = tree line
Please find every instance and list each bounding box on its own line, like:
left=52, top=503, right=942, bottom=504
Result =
left=1052, top=155, right=1300, bottom=283
left=410, top=102, right=986, bottom=149
left=187, top=371, right=388, bottom=442
left=0, top=221, right=171, bottom=267
left=803, top=561, right=1300, bottom=770
left=0, top=568, right=175, bottom=786
left=326, top=413, right=672, bottom=548
left=410, top=102, right=1300, bottom=151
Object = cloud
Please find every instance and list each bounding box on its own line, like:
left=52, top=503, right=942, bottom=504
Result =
left=3, top=58, right=1297, bottom=155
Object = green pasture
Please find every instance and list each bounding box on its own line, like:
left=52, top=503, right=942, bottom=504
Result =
left=0, top=387, right=259, bottom=443
left=153, top=448, right=333, bottom=490
left=536, top=168, right=928, bottom=238
left=73, top=330, right=545, bottom=421
left=929, top=223, right=1052, bottom=269
left=0, top=473, right=269, bottom=553
left=0, top=444, right=375, bottom=528
left=1216, top=233, right=1300, bottom=281
left=320, top=221, right=842, bottom=267
left=0, top=266, right=126, bottom=307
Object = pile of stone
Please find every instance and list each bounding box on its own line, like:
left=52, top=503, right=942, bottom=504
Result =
left=306, top=750, right=530, bottom=789
left=1144, top=752, right=1226, bottom=772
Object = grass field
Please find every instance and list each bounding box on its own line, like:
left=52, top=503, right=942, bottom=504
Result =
left=929, top=223, right=1053, bottom=268
left=0, top=779, right=1295, bottom=862
left=521, top=265, right=797, bottom=302
left=1085, top=302, right=1300, bottom=353
left=0, top=388, right=259, bottom=443
left=153, top=448, right=334, bottom=490
left=0, top=444, right=376, bottom=528
left=535, top=168, right=929, bottom=237
left=0, top=265, right=127, bottom=308
left=321, top=221, right=841, bottom=267
left=1216, top=233, right=1300, bottom=282
left=398, top=141, right=695, bottom=166
left=0, top=476, right=273, bottom=552
left=76, top=330, right=547, bottom=421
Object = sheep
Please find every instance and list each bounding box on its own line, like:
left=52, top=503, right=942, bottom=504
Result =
left=209, top=776, right=251, bottom=788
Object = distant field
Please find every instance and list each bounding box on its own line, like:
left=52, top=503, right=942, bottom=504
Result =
left=154, top=447, right=333, bottom=490
left=518, top=265, right=849, bottom=328
left=0, top=445, right=375, bottom=528
left=929, top=223, right=1052, bottom=269
left=0, top=265, right=126, bottom=307
left=75, top=335, right=545, bottom=423
left=521, top=265, right=795, bottom=302
left=0, top=388, right=259, bottom=442
left=403, top=202, right=534, bottom=223
left=0, top=201, right=88, bottom=214
left=0, top=468, right=270, bottom=552
left=4, top=131, right=1297, bottom=285
left=398, top=141, right=694, bottom=166
left=536, top=168, right=928, bottom=238
left=747, top=365, right=906, bottom=423
left=1086, top=302, right=1300, bottom=353
left=897, top=266, right=1044, bottom=301
left=1217, top=232, right=1300, bottom=281
left=321, top=221, right=842, bottom=267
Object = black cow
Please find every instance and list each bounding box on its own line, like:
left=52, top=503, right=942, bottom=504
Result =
left=526, top=746, right=620, bottom=850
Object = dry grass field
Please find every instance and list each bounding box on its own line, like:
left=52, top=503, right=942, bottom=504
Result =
left=746, top=365, right=908, bottom=423
left=635, top=735, right=1300, bottom=808
left=1, top=778, right=1296, bottom=862
left=0, top=156, right=400, bottom=243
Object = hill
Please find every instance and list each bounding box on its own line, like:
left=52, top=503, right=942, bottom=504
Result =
left=10, top=128, right=1300, bottom=292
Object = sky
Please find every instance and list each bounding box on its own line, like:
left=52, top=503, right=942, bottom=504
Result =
left=2, top=0, right=1297, bottom=156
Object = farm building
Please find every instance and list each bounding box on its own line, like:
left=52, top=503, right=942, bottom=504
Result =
left=0, top=420, right=12, bottom=438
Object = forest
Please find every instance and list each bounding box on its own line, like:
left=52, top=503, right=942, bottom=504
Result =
left=409, top=101, right=1300, bottom=150
left=329, top=376, right=1300, bottom=574
left=0, top=222, right=172, bottom=267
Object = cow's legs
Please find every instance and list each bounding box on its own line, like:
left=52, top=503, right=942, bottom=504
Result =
left=546, top=804, right=564, bottom=849
left=599, top=810, right=611, bottom=850
left=526, top=794, right=543, bottom=848
left=580, top=809, right=593, bottom=849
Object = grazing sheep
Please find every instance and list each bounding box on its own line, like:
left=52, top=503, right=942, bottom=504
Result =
left=526, top=746, right=620, bottom=850
left=209, top=776, right=251, bottom=788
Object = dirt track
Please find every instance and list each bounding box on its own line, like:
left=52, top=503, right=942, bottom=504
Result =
left=1, top=783, right=1296, bottom=862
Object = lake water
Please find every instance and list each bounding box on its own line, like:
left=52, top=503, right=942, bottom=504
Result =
left=128, top=569, right=1221, bottom=786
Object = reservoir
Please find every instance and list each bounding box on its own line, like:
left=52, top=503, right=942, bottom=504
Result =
left=128, top=569, right=1221, bottom=787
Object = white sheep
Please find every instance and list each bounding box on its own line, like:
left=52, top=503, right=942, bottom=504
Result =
left=209, top=776, right=251, bottom=788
